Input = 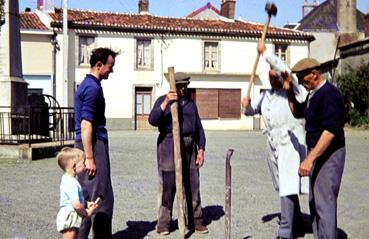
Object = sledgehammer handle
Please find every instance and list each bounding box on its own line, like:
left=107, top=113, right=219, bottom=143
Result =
left=246, top=14, right=271, bottom=97
left=225, top=149, right=234, bottom=239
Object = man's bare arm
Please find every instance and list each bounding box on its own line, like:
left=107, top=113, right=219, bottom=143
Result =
left=81, top=119, right=96, bottom=176
left=299, top=130, right=335, bottom=176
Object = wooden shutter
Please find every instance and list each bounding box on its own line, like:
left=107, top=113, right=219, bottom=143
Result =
left=196, top=89, right=218, bottom=119
left=219, top=89, right=241, bottom=119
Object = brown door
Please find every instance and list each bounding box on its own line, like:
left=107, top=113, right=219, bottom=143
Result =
left=135, top=87, right=153, bottom=130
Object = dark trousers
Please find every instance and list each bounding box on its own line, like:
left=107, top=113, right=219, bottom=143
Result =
left=310, top=147, right=345, bottom=239
left=156, top=135, right=203, bottom=231
left=279, top=195, right=303, bottom=238
left=75, top=140, right=114, bottom=239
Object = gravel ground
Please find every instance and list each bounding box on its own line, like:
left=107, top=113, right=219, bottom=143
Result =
left=0, top=129, right=368, bottom=239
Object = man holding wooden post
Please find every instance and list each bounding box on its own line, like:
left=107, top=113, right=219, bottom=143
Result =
left=148, top=71, right=208, bottom=236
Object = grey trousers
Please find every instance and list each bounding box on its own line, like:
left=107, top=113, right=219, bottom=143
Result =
left=278, top=195, right=303, bottom=239
left=75, top=140, right=114, bottom=239
left=310, top=147, right=345, bottom=239
left=156, top=134, right=203, bottom=231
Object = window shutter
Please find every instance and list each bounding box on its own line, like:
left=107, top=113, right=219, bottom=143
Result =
left=219, top=89, right=241, bottom=119
left=196, top=89, right=219, bottom=119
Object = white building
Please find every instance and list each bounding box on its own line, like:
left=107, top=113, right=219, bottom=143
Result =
left=20, top=1, right=314, bottom=130
left=20, top=9, right=54, bottom=96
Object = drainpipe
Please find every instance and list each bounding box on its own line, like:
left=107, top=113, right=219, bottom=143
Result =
left=62, top=0, right=68, bottom=107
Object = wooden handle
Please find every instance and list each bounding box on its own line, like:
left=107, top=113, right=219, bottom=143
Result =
left=246, top=15, right=271, bottom=97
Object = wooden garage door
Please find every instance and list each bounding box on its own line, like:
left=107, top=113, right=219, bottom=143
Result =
left=195, top=88, right=241, bottom=119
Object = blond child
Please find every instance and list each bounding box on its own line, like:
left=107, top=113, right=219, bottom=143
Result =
left=56, top=147, right=98, bottom=239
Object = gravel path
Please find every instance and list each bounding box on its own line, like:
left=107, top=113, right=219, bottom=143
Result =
left=0, top=129, right=368, bottom=239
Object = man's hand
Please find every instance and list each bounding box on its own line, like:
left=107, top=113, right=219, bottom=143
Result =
left=85, top=157, right=96, bottom=177
left=257, top=41, right=266, bottom=55
left=298, top=156, right=314, bottom=176
left=196, top=149, right=205, bottom=168
left=241, top=96, right=251, bottom=108
left=160, top=90, right=178, bottom=111
left=281, top=71, right=293, bottom=91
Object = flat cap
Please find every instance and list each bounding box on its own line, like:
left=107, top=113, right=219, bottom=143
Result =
left=175, top=72, right=190, bottom=84
left=291, top=58, right=320, bottom=73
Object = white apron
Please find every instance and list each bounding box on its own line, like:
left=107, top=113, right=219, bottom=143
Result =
left=245, top=89, right=309, bottom=196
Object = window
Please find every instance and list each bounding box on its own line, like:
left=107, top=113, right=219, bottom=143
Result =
left=204, top=42, right=219, bottom=71
left=136, top=39, right=153, bottom=69
left=79, top=36, right=95, bottom=65
left=274, top=43, right=288, bottom=64
left=195, top=88, right=241, bottom=119
left=135, top=90, right=151, bottom=115
left=135, top=87, right=153, bottom=130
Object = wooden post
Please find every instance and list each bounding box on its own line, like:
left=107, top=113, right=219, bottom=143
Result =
left=168, top=67, right=186, bottom=238
left=225, top=149, right=234, bottom=239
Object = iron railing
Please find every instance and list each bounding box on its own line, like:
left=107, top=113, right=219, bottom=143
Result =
left=0, top=106, right=75, bottom=146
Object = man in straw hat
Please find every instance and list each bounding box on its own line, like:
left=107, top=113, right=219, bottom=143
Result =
left=148, top=72, right=208, bottom=235
left=282, top=58, right=346, bottom=239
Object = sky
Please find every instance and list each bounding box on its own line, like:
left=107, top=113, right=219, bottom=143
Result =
left=20, top=0, right=369, bottom=27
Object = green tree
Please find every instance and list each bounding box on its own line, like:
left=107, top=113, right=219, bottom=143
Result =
left=337, top=62, right=369, bottom=127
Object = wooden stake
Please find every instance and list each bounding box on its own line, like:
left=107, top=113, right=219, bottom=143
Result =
left=225, top=149, right=234, bottom=239
left=168, top=66, right=186, bottom=239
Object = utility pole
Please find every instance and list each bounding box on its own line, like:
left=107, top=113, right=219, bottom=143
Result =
left=62, top=0, right=68, bottom=107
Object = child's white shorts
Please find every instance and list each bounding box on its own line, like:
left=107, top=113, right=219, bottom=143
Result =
left=56, top=207, right=82, bottom=232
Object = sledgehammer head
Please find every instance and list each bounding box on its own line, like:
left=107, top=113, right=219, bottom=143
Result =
left=265, top=2, right=278, bottom=17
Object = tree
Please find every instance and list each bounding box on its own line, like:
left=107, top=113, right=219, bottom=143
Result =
left=337, top=62, right=369, bottom=127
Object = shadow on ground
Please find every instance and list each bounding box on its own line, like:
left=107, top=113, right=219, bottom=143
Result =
left=112, top=205, right=224, bottom=239
left=259, top=212, right=347, bottom=238
left=113, top=220, right=157, bottom=239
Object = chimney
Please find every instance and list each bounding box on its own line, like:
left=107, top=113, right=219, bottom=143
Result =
left=37, top=0, right=54, bottom=12
left=336, top=0, right=358, bottom=45
left=138, top=0, right=149, bottom=15
left=220, top=0, right=236, bottom=19
left=302, top=0, right=318, bottom=18
left=37, top=0, right=43, bottom=10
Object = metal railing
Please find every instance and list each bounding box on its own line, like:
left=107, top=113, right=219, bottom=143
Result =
left=0, top=106, right=75, bottom=146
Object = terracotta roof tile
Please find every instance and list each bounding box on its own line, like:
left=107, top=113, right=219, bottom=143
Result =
left=20, top=12, right=48, bottom=30
left=49, top=9, right=314, bottom=41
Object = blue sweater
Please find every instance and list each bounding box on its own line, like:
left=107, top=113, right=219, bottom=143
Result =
left=74, top=74, right=108, bottom=142
left=148, top=95, right=206, bottom=150
left=305, top=81, right=345, bottom=152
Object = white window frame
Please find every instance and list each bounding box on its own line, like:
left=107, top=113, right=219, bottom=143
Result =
left=78, top=36, right=95, bottom=66
left=274, top=43, right=289, bottom=65
left=136, top=39, right=153, bottom=70
left=204, top=41, right=220, bottom=72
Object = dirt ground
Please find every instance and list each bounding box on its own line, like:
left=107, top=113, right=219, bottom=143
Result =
left=0, top=129, right=368, bottom=239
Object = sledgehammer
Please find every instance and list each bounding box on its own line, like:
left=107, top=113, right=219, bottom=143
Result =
left=246, top=2, right=278, bottom=97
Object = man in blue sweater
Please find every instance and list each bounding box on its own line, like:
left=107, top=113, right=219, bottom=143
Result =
left=74, top=47, right=118, bottom=239
left=282, top=58, right=346, bottom=239
left=148, top=72, right=208, bottom=235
